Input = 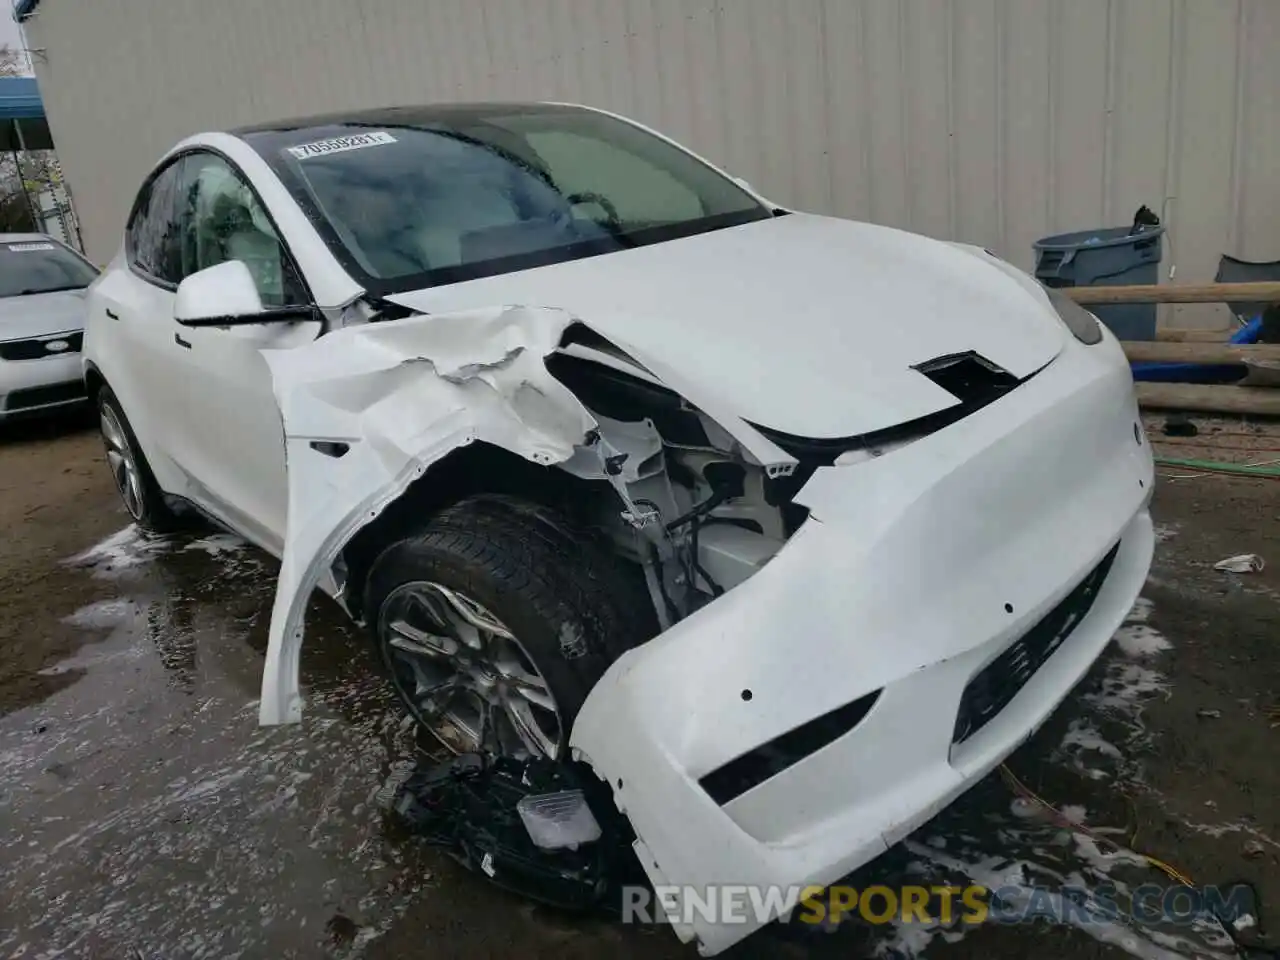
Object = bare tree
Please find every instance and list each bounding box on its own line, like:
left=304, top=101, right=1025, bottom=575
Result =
left=0, top=44, right=26, bottom=77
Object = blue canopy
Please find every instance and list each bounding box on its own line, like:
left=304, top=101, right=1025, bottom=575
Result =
left=0, top=76, right=52, bottom=149
left=0, top=76, right=43, bottom=119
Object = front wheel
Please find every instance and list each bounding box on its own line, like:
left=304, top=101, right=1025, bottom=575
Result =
left=364, top=495, right=655, bottom=759
left=97, top=386, right=180, bottom=532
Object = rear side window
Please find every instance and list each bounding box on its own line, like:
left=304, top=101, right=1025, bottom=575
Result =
left=0, top=241, right=98, bottom=298
left=126, top=158, right=185, bottom=285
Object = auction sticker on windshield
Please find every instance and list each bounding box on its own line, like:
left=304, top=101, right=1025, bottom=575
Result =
left=286, top=131, right=398, bottom=160
left=8, top=242, right=56, bottom=252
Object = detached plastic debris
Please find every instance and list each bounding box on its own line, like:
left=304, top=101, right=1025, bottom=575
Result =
left=390, top=753, right=644, bottom=913
left=518, top=789, right=602, bottom=850
left=1214, top=553, right=1265, bottom=574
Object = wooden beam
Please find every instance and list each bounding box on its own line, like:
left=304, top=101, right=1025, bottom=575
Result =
left=1156, top=327, right=1240, bottom=342
left=1136, top=383, right=1280, bottom=417
left=1065, top=281, right=1280, bottom=305
left=1122, top=341, right=1280, bottom=364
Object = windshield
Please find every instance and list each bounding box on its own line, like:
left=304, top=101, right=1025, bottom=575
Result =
left=0, top=240, right=98, bottom=298
left=249, top=104, right=772, bottom=294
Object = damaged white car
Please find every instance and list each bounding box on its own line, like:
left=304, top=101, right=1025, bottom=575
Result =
left=84, top=103, right=1154, bottom=954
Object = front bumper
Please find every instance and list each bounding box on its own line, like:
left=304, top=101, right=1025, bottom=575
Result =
left=569, top=330, right=1155, bottom=955
left=0, top=353, right=86, bottom=420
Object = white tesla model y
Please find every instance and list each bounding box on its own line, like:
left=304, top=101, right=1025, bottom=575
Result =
left=84, top=103, right=1153, bottom=955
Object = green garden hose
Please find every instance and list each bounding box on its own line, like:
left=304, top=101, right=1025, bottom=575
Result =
left=1155, top=456, right=1280, bottom=478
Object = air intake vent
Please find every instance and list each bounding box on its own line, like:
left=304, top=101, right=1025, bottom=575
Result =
left=699, top=690, right=882, bottom=805
left=953, top=542, right=1119, bottom=745
left=914, top=351, right=1019, bottom=407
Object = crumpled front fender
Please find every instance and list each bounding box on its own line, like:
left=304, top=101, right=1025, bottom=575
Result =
left=257, top=304, right=795, bottom=726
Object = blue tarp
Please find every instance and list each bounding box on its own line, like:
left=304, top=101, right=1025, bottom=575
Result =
left=1130, top=316, right=1263, bottom=384
left=12, top=1, right=40, bottom=22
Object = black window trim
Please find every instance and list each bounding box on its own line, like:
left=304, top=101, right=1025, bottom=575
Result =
left=125, top=145, right=315, bottom=307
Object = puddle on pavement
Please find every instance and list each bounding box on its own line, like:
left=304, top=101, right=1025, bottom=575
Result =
left=0, top=524, right=1237, bottom=959
left=1, top=527, right=436, bottom=959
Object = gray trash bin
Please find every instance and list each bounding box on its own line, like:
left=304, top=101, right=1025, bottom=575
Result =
left=1034, top=225, right=1165, bottom=341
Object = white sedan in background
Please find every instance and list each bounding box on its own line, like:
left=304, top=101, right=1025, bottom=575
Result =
left=0, top=233, right=96, bottom=420
left=83, top=102, right=1153, bottom=955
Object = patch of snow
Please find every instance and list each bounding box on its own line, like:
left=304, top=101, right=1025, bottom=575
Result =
left=1060, top=721, right=1123, bottom=759
left=1084, top=663, right=1168, bottom=715
left=66, top=526, right=172, bottom=576
left=1114, top=623, right=1171, bottom=657
left=1126, top=597, right=1154, bottom=624
left=1059, top=804, right=1088, bottom=825
left=872, top=917, right=965, bottom=958
left=1183, top=819, right=1280, bottom=847
left=61, top=599, right=135, bottom=630
left=902, top=840, right=1221, bottom=960
left=182, top=533, right=248, bottom=558
left=1071, top=834, right=1147, bottom=875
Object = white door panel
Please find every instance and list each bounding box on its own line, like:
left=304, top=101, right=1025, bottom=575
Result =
left=90, top=269, right=191, bottom=496
left=172, top=319, right=321, bottom=553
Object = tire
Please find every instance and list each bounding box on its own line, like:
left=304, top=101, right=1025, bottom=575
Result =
left=97, top=385, right=182, bottom=532
left=364, top=495, right=656, bottom=759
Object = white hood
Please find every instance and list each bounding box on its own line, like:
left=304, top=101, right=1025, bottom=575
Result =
left=385, top=213, right=1066, bottom=438
left=0, top=288, right=88, bottom=342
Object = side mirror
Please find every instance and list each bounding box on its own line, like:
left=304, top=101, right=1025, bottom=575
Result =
left=175, top=260, right=267, bottom=325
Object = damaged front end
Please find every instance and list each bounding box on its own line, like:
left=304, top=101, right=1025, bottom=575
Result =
left=257, top=295, right=1152, bottom=956
left=258, top=303, right=800, bottom=727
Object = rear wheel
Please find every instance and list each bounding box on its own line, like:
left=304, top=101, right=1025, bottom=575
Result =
left=364, top=495, right=655, bottom=759
left=97, top=386, right=180, bottom=532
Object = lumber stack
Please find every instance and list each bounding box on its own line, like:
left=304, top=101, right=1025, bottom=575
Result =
left=1061, top=282, right=1280, bottom=417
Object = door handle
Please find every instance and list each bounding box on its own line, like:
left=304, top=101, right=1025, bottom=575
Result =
left=174, top=332, right=192, bottom=349
left=104, top=308, right=119, bottom=321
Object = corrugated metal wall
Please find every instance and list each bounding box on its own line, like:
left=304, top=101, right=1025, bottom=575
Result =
left=25, top=0, right=1280, bottom=325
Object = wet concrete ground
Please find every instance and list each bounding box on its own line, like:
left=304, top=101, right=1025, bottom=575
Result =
left=2, top=413, right=1278, bottom=960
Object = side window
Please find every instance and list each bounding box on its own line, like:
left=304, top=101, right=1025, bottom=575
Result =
left=176, top=152, right=306, bottom=307
left=126, top=158, right=185, bottom=285
left=525, top=130, right=706, bottom=224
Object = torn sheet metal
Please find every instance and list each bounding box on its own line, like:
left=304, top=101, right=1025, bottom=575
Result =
left=258, top=305, right=589, bottom=725
left=257, top=304, right=794, bottom=726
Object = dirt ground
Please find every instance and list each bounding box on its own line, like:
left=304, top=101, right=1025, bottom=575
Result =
left=1, top=411, right=1277, bottom=960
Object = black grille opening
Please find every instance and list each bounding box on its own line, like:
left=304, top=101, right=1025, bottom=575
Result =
left=4, top=379, right=87, bottom=411
left=914, top=351, right=1019, bottom=406
left=699, top=689, right=882, bottom=805
left=0, top=330, right=83, bottom=362
left=953, top=543, right=1120, bottom=745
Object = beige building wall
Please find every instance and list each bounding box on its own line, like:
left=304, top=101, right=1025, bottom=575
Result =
left=23, top=0, right=1280, bottom=327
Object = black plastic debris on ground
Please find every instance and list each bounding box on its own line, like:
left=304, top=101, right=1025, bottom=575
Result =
left=391, top=752, right=646, bottom=914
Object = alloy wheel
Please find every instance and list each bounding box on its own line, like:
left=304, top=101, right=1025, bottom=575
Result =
left=378, top=581, right=563, bottom=758
left=101, top=404, right=145, bottom=521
